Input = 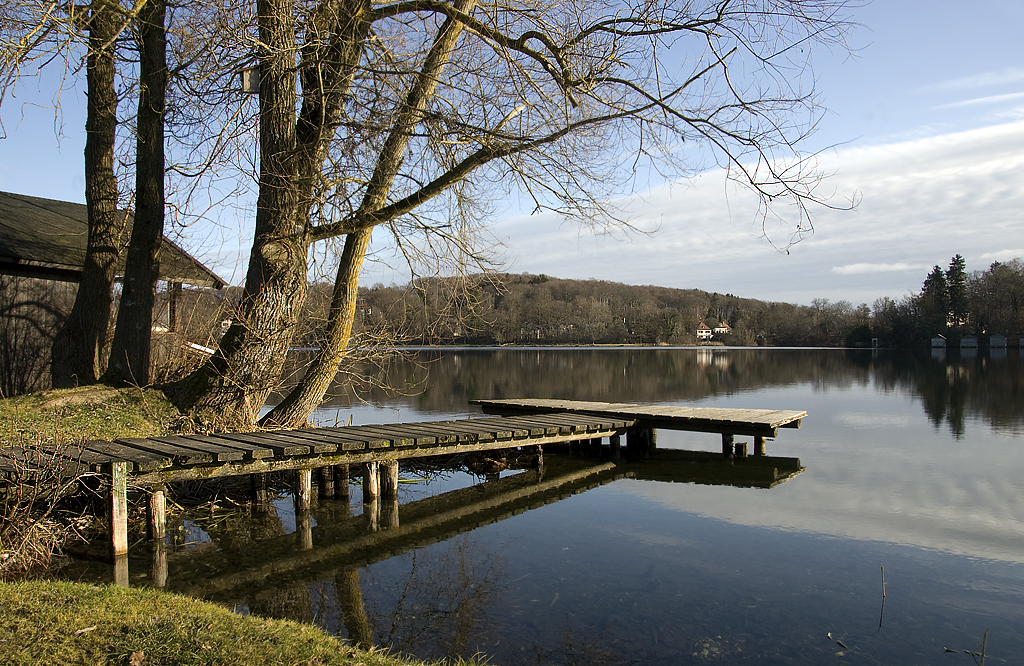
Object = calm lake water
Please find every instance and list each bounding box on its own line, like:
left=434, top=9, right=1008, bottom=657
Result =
left=109, top=348, right=1024, bottom=664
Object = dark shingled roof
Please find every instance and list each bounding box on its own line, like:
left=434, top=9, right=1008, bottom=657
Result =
left=0, top=190, right=226, bottom=288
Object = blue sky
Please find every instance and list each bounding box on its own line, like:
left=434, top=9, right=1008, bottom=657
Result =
left=2, top=1, right=1023, bottom=305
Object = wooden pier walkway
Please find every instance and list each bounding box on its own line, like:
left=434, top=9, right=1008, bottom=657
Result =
left=471, top=398, right=805, bottom=437
left=2, top=398, right=806, bottom=571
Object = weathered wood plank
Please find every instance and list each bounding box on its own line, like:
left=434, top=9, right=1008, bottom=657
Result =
left=81, top=439, right=167, bottom=473
left=115, top=438, right=214, bottom=466
left=470, top=399, right=805, bottom=435
left=172, top=434, right=275, bottom=460
left=147, top=436, right=246, bottom=462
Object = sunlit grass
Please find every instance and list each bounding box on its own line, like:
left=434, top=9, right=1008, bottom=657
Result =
left=0, top=580, right=487, bottom=666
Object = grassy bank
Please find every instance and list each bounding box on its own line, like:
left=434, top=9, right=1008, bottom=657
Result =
left=0, top=579, right=468, bottom=666
left=0, top=389, right=486, bottom=666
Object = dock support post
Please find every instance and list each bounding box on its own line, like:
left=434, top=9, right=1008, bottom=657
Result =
left=363, top=462, right=380, bottom=501
left=364, top=498, right=380, bottom=532
left=251, top=473, right=269, bottom=507
left=297, top=511, right=313, bottom=551
left=151, top=542, right=167, bottom=588
left=148, top=486, right=166, bottom=541
left=534, top=444, right=544, bottom=468
left=610, top=434, right=621, bottom=459
left=754, top=436, right=766, bottom=456
left=722, top=433, right=734, bottom=458
left=318, top=467, right=335, bottom=498
left=735, top=441, right=748, bottom=457
left=334, top=464, right=350, bottom=498
left=382, top=496, right=400, bottom=529
left=107, top=461, right=129, bottom=559
left=647, top=429, right=657, bottom=456
left=296, top=468, right=312, bottom=513
left=627, top=427, right=654, bottom=459
left=380, top=460, right=399, bottom=499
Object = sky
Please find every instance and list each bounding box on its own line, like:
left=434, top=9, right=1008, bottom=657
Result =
left=2, top=1, right=1023, bottom=306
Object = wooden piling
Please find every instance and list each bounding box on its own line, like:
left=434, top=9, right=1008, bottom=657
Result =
left=334, top=464, right=350, bottom=498
left=363, top=462, right=380, bottom=501
left=735, top=441, right=748, bottom=457
left=754, top=435, right=766, bottom=456
left=535, top=444, right=544, bottom=468
left=364, top=497, right=380, bottom=532
left=150, top=542, right=167, bottom=588
left=297, top=511, right=313, bottom=551
left=114, top=554, right=129, bottom=587
left=148, top=486, right=166, bottom=541
left=296, top=468, right=312, bottom=513
left=382, top=497, right=400, bottom=529
left=380, top=460, right=399, bottom=499
left=318, top=467, right=335, bottom=498
left=251, top=473, right=269, bottom=506
left=610, top=433, right=621, bottom=459
left=107, top=461, right=129, bottom=558
left=722, top=433, right=734, bottom=458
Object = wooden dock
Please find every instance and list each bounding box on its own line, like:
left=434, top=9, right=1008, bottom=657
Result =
left=471, top=398, right=805, bottom=437
left=2, top=398, right=806, bottom=573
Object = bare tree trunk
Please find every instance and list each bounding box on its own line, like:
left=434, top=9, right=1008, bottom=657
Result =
left=105, top=0, right=166, bottom=387
left=51, top=1, right=123, bottom=388
left=166, top=0, right=372, bottom=429
left=263, top=0, right=476, bottom=428
left=262, top=227, right=371, bottom=426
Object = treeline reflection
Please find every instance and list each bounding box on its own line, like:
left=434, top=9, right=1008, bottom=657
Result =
left=288, top=347, right=1024, bottom=438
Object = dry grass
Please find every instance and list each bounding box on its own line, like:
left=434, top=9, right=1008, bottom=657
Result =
left=0, top=387, right=180, bottom=576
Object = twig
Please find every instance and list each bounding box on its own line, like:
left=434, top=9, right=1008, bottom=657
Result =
left=878, top=562, right=886, bottom=630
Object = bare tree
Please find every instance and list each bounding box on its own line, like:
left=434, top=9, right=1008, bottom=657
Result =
left=104, top=0, right=167, bottom=387
left=49, top=0, right=126, bottom=388
left=4, top=0, right=858, bottom=428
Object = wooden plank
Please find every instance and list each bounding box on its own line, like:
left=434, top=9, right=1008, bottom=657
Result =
left=469, top=399, right=805, bottom=434
left=0, top=446, right=89, bottom=477
left=261, top=428, right=372, bottom=452
left=250, top=430, right=339, bottom=455
left=80, top=439, right=167, bottom=473
left=375, top=423, right=439, bottom=445
left=313, top=426, right=391, bottom=450
left=115, top=438, right=214, bottom=466
left=147, top=436, right=246, bottom=462
left=172, top=434, right=275, bottom=460
left=344, top=425, right=423, bottom=448
left=212, top=432, right=312, bottom=456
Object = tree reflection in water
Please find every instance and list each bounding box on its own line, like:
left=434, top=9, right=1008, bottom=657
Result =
left=361, top=535, right=503, bottom=661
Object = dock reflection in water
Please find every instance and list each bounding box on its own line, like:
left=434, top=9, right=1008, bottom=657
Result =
left=139, top=449, right=803, bottom=656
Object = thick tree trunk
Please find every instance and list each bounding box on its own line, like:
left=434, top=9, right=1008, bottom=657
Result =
left=165, top=0, right=307, bottom=428
left=165, top=0, right=372, bottom=429
left=263, top=0, right=475, bottom=428
left=261, top=227, right=371, bottom=427
left=105, top=0, right=166, bottom=387
left=51, top=1, right=123, bottom=388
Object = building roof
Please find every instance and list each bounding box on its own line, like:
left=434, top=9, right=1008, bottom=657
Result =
left=0, top=191, right=225, bottom=287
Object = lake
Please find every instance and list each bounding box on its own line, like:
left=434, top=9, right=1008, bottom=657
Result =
left=104, top=348, right=1024, bottom=664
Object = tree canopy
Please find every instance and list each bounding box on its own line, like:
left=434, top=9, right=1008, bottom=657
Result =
left=1, top=0, right=860, bottom=428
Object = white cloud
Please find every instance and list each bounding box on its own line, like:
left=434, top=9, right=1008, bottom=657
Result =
left=918, top=66, right=1024, bottom=93
left=980, top=249, right=1024, bottom=262
left=935, top=91, right=1024, bottom=109
left=471, top=120, right=1024, bottom=305
left=832, top=263, right=925, bottom=275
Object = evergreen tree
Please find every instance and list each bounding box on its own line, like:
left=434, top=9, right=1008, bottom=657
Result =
left=920, top=265, right=949, bottom=333
left=946, top=254, right=968, bottom=330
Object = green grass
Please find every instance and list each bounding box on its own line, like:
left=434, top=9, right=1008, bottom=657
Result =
left=0, top=386, right=180, bottom=446
left=0, top=580, right=476, bottom=666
